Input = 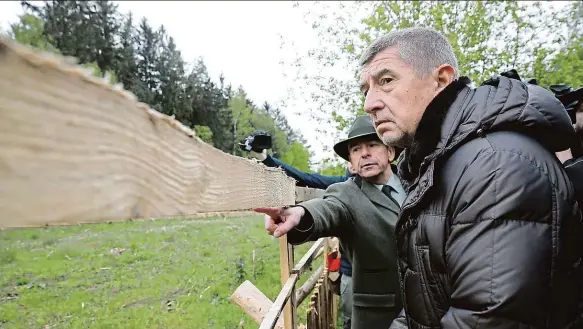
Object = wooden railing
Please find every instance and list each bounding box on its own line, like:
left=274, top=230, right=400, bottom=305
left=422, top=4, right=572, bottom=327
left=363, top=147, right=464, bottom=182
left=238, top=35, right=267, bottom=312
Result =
left=231, top=187, right=339, bottom=329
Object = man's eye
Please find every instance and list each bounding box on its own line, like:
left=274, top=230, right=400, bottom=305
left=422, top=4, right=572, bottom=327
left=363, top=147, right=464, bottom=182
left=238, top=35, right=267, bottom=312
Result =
left=379, top=77, right=393, bottom=85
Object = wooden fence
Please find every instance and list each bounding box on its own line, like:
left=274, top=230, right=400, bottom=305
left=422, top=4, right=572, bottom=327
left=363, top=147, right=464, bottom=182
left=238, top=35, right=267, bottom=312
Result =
left=230, top=197, right=340, bottom=329
left=0, top=38, right=339, bottom=328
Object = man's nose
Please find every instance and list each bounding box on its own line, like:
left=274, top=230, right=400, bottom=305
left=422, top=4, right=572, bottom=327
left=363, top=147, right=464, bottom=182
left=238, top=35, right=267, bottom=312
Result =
left=363, top=90, right=384, bottom=114
left=360, top=146, right=371, bottom=158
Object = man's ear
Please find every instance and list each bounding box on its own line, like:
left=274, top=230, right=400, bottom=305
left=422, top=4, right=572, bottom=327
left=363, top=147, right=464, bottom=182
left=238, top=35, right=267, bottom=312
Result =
left=387, top=145, right=396, bottom=162
left=433, top=64, right=456, bottom=94
left=348, top=162, right=356, bottom=174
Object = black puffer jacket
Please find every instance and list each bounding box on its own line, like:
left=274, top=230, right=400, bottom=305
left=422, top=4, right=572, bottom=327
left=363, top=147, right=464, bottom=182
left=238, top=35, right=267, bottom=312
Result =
left=390, top=76, right=583, bottom=329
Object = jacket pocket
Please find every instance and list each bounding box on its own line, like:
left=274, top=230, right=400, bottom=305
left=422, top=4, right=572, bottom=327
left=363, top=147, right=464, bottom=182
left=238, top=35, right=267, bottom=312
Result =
left=353, top=292, right=396, bottom=308
left=352, top=293, right=400, bottom=329
left=415, top=245, right=447, bottom=317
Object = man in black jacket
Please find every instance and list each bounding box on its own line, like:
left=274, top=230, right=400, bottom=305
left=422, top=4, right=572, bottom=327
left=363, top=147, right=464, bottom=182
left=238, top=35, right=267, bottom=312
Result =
left=358, top=26, right=583, bottom=328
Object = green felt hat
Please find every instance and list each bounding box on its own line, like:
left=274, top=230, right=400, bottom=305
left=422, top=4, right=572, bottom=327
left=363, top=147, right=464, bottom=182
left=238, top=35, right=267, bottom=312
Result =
left=333, top=115, right=381, bottom=161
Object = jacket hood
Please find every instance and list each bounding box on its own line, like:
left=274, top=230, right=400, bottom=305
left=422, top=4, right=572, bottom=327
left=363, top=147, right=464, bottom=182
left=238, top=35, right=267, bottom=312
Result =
left=399, top=76, right=576, bottom=182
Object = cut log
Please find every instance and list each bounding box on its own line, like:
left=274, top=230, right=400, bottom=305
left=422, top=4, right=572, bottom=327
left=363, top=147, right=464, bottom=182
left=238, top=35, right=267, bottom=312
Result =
left=230, top=280, right=284, bottom=329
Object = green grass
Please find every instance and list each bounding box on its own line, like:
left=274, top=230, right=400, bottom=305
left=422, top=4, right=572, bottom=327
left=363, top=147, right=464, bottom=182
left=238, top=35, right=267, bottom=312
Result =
left=0, top=215, right=323, bottom=329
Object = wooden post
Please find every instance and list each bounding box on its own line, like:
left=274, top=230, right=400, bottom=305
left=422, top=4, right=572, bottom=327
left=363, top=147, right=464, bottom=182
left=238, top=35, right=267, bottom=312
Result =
left=307, top=300, right=317, bottom=328
left=279, top=235, right=297, bottom=329
left=322, top=238, right=331, bottom=329
left=332, top=294, right=338, bottom=329
left=288, top=242, right=297, bottom=329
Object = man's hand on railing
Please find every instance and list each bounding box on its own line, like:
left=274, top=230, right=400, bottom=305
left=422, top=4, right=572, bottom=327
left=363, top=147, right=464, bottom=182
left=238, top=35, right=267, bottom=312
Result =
left=254, top=206, right=304, bottom=238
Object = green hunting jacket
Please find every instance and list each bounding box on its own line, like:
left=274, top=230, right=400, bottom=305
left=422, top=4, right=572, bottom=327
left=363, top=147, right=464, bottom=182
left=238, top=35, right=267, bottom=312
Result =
left=287, top=175, right=402, bottom=329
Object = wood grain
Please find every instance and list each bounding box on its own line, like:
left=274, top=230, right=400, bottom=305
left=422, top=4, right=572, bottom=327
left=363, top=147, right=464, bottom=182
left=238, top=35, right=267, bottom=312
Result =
left=230, top=280, right=284, bottom=328
left=0, top=38, right=297, bottom=228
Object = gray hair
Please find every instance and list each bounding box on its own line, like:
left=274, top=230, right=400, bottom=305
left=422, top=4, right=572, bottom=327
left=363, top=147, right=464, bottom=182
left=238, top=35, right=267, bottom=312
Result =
left=359, top=27, right=459, bottom=79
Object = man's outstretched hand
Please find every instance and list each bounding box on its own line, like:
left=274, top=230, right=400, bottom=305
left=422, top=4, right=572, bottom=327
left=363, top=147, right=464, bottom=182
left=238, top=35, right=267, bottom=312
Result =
left=254, top=206, right=304, bottom=238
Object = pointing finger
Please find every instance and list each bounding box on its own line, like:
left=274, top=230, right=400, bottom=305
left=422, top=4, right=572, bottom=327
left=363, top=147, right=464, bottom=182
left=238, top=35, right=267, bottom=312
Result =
left=254, top=207, right=282, bottom=219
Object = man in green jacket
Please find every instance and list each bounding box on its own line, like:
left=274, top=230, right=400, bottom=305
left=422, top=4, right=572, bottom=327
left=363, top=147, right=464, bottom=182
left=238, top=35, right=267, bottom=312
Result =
left=255, top=115, right=405, bottom=329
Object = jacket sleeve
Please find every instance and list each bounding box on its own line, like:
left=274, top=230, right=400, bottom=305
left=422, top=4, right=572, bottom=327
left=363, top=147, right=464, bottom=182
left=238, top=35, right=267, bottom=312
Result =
left=263, top=155, right=349, bottom=189
left=441, top=148, right=571, bottom=328
left=286, top=183, right=353, bottom=245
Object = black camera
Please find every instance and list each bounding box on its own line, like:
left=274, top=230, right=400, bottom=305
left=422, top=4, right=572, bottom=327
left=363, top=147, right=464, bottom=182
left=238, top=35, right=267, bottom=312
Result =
left=239, top=130, right=273, bottom=153
left=549, top=84, right=583, bottom=124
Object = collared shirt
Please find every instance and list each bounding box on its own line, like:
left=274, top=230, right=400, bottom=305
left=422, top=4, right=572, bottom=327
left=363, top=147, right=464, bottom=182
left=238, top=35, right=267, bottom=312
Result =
left=375, top=173, right=407, bottom=207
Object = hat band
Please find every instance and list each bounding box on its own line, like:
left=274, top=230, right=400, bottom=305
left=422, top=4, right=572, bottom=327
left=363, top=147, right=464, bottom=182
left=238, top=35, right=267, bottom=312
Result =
left=348, top=126, right=378, bottom=139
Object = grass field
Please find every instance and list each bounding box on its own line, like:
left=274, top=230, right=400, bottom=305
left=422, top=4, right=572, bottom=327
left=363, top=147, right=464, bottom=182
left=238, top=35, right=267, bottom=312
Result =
left=0, top=215, right=325, bottom=329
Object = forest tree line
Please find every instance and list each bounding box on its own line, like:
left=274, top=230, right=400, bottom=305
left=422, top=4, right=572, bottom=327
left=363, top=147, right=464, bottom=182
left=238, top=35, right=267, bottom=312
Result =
left=2, top=0, right=313, bottom=171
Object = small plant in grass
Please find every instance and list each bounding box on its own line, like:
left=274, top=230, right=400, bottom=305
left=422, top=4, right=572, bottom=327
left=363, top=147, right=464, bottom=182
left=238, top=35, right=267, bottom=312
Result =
left=0, top=248, right=16, bottom=265
left=233, top=257, right=246, bottom=286
left=252, top=249, right=265, bottom=281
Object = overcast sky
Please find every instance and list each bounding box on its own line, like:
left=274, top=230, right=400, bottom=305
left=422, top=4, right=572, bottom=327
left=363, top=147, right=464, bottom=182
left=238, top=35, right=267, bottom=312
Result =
left=0, top=1, right=338, bottom=164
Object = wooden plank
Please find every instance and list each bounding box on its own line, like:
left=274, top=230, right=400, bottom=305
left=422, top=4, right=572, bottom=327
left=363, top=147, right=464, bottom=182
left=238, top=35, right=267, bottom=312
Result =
left=0, top=37, right=296, bottom=228
left=230, top=280, right=284, bottom=328
left=150, top=210, right=259, bottom=221
left=292, top=238, right=324, bottom=275
left=185, top=210, right=258, bottom=219
left=258, top=273, right=299, bottom=329
left=0, top=210, right=261, bottom=230
left=295, top=187, right=325, bottom=203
